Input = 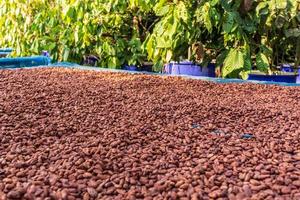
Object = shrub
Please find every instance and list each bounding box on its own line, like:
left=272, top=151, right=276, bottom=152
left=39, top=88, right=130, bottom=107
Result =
left=0, top=0, right=299, bottom=77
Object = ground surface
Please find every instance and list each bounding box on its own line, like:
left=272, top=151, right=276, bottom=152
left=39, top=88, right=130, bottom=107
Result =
left=1, top=68, right=300, bottom=200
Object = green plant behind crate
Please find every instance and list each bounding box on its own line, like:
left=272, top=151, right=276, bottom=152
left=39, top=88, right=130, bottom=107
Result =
left=144, top=0, right=300, bottom=77
left=0, top=0, right=155, bottom=68
left=0, top=0, right=299, bottom=75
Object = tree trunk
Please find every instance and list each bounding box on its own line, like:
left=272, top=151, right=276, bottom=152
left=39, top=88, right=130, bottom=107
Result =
left=240, top=0, right=254, bottom=14
left=295, top=37, right=300, bottom=69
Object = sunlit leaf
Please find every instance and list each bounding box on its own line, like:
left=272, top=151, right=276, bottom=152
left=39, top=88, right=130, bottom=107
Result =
left=222, top=48, right=244, bottom=78
left=256, top=52, right=270, bottom=73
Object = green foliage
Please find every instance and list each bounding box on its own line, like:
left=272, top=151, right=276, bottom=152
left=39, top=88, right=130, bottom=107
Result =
left=222, top=49, right=244, bottom=78
left=0, top=0, right=299, bottom=77
left=144, top=0, right=195, bottom=68
left=145, top=0, right=300, bottom=77
left=256, top=52, right=270, bottom=73
left=0, top=0, right=153, bottom=68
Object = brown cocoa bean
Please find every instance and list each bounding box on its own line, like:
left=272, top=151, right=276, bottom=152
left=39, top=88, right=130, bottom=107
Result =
left=83, top=172, right=92, bottom=178
left=281, top=186, right=291, bottom=194
left=242, top=185, right=252, bottom=197
left=87, top=187, right=97, bottom=198
left=292, top=180, right=300, bottom=187
left=7, top=190, right=21, bottom=199
left=83, top=192, right=89, bottom=200
left=208, top=189, right=222, bottom=198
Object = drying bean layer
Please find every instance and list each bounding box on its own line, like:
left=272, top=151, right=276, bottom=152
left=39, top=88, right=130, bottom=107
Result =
left=1, top=68, right=300, bottom=200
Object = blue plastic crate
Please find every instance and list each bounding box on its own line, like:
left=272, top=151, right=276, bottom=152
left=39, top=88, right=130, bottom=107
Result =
left=0, top=48, right=13, bottom=58
left=0, top=56, right=51, bottom=69
left=248, top=73, right=298, bottom=83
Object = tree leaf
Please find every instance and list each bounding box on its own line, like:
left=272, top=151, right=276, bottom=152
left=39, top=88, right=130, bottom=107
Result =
left=256, top=52, right=269, bottom=73
left=276, top=0, right=287, bottom=9
left=256, top=2, right=269, bottom=17
left=222, top=48, right=244, bottom=78
left=211, top=0, right=219, bottom=6
left=284, top=28, right=300, bottom=38
left=275, top=15, right=286, bottom=28
left=202, top=3, right=213, bottom=33
left=216, top=49, right=229, bottom=68
left=145, top=36, right=154, bottom=59
left=166, top=49, right=172, bottom=62
left=176, top=2, right=188, bottom=22
left=63, top=48, right=70, bottom=61
left=243, top=49, right=252, bottom=71
left=223, top=12, right=235, bottom=34
left=155, top=5, right=170, bottom=16
left=239, top=70, right=251, bottom=80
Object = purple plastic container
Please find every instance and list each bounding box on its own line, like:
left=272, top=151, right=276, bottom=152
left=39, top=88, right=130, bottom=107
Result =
left=164, top=61, right=215, bottom=77
left=123, top=65, right=138, bottom=71
left=281, top=64, right=300, bottom=73
left=41, top=50, right=50, bottom=57
left=207, top=63, right=216, bottom=77
left=280, top=64, right=300, bottom=83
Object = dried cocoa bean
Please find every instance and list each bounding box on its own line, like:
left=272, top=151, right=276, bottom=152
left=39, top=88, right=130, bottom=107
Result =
left=7, top=190, right=21, bottom=199
left=86, top=187, right=97, bottom=198
left=2, top=68, right=300, bottom=199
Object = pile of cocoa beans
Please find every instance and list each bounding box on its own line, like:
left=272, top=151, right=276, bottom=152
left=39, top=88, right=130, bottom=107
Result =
left=1, top=68, right=300, bottom=199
